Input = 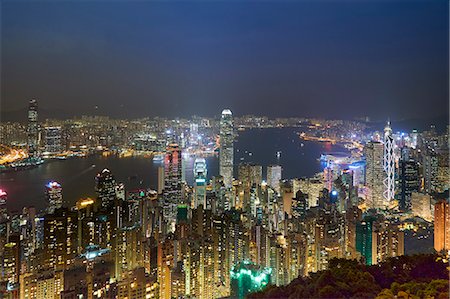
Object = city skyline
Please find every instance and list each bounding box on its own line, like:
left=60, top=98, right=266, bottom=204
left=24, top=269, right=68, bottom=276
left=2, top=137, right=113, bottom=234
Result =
left=2, top=1, right=448, bottom=120
left=0, top=1, right=448, bottom=298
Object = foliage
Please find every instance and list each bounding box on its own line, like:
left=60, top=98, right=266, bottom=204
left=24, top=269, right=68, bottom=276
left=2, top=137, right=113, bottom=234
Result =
left=248, top=254, right=449, bottom=299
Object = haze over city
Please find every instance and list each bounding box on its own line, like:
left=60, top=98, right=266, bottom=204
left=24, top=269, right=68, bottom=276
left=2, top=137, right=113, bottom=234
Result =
left=2, top=1, right=448, bottom=120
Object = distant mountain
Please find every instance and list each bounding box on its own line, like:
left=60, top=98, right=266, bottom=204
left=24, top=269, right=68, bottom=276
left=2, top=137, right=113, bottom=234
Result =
left=249, top=254, right=449, bottom=299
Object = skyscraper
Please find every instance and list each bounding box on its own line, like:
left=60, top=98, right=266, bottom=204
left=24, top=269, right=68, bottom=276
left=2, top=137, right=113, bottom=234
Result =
left=44, top=126, right=62, bottom=154
left=434, top=199, right=450, bottom=252
left=193, top=158, right=207, bottom=209
left=46, top=181, right=63, bottom=214
left=27, top=99, right=39, bottom=157
left=95, top=168, right=117, bottom=210
left=398, top=153, right=420, bottom=211
left=163, top=143, right=183, bottom=232
left=238, top=163, right=262, bottom=188
left=383, top=121, right=395, bottom=203
left=266, top=165, right=282, bottom=194
left=364, top=141, right=385, bottom=209
left=219, top=109, right=234, bottom=188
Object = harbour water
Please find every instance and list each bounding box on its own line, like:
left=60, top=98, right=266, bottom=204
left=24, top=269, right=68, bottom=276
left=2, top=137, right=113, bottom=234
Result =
left=0, top=128, right=348, bottom=211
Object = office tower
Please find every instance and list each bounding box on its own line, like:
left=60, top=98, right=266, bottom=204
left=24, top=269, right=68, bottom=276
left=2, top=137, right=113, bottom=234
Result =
left=95, top=168, right=117, bottom=210
left=293, top=176, right=323, bottom=208
left=423, top=150, right=438, bottom=194
left=193, top=158, right=207, bottom=209
left=238, top=163, right=262, bottom=188
left=163, top=144, right=182, bottom=232
left=230, top=261, right=271, bottom=299
left=364, top=141, right=385, bottom=209
left=2, top=236, right=20, bottom=291
left=157, top=166, right=164, bottom=194
left=398, top=154, right=420, bottom=211
left=437, top=152, right=449, bottom=193
left=219, top=109, right=234, bottom=188
left=434, top=199, right=450, bottom=252
left=44, top=126, right=62, bottom=154
left=266, top=165, right=282, bottom=194
left=356, top=218, right=374, bottom=265
left=43, top=208, right=78, bottom=270
left=411, top=192, right=432, bottom=222
left=356, top=216, right=404, bottom=265
left=27, top=99, right=39, bottom=157
left=292, top=190, right=308, bottom=219
left=46, top=181, right=63, bottom=214
left=383, top=121, right=395, bottom=203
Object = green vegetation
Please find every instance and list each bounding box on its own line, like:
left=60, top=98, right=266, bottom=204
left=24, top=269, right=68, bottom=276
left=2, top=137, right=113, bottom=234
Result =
left=248, top=254, right=449, bottom=299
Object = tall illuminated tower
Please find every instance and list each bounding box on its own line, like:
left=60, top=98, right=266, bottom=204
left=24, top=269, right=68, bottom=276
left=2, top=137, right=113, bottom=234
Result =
left=193, top=158, right=207, bottom=208
left=27, top=99, right=39, bottom=157
left=219, top=109, right=234, bottom=188
left=95, top=168, right=117, bottom=209
left=383, top=121, right=395, bottom=204
left=163, top=143, right=182, bottom=232
left=364, top=141, right=384, bottom=209
left=267, top=165, right=282, bottom=193
left=46, top=181, right=63, bottom=214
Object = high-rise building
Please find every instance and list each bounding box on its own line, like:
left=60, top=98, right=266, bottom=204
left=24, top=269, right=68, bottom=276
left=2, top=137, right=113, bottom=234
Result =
left=434, top=199, right=450, bottom=252
left=266, top=165, right=282, bottom=194
left=383, top=121, right=395, bottom=203
left=157, top=166, right=164, bottom=195
left=163, top=144, right=183, bottom=232
left=364, top=141, right=385, bottom=209
left=44, top=126, right=62, bottom=154
left=423, top=150, right=438, bottom=194
left=219, top=109, right=234, bottom=188
left=193, top=158, right=207, bottom=209
left=43, top=208, right=78, bottom=270
left=238, top=163, right=262, bottom=188
left=27, top=99, right=39, bottom=157
left=411, top=192, right=433, bottom=222
left=95, top=168, right=117, bottom=210
left=356, top=216, right=404, bottom=265
left=398, top=152, right=420, bottom=211
left=46, top=181, right=63, bottom=214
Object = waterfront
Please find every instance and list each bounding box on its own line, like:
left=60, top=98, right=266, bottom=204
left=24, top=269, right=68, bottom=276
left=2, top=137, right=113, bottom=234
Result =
left=1, top=128, right=348, bottom=211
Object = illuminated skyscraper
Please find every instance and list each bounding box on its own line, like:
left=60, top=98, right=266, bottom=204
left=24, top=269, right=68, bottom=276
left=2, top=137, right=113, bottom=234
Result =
left=364, top=141, right=385, bottom=209
left=46, top=181, right=63, bottom=214
left=383, top=121, right=395, bottom=204
left=434, top=199, right=450, bottom=252
left=238, top=163, right=262, bottom=188
left=398, top=152, right=419, bottom=211
left=219, top=109, right=234, bottom=188
left=266, top=165, right=282, bottom=193
left=163, top=143, right=182, bottom=232
left=193, top=158, right=207, bottom=208
left=423, top=150, right=438, bottom=194
left=95, top=168, right=117, bottom=210
left=27, top=99, right=39, bottom=157
left=44, top=126, right=62, bottom=154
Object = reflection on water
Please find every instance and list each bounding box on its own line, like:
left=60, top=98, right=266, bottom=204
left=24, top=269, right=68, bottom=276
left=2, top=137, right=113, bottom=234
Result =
left=0, top=128, right=347, bottom=211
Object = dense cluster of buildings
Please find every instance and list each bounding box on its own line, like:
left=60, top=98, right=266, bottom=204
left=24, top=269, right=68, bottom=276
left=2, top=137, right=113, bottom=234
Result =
left=0, top=101, right=448, bottom=298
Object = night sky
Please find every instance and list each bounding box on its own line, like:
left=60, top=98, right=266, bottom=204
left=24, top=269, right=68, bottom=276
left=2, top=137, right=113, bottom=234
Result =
left=1, top=1, right=448, bottom=120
